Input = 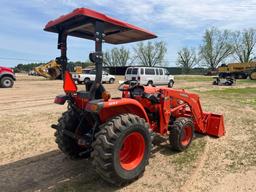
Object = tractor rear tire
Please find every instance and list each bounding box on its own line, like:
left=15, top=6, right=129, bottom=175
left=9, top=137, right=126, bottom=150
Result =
left=55, top=108, right=89, bottom=159
left=169, top=117, right=194, bottom=152
left=91, top=114, right=152, bottom=186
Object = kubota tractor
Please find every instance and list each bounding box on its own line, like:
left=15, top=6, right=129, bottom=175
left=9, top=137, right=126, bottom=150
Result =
left=46, top=8, right=225, bottom=186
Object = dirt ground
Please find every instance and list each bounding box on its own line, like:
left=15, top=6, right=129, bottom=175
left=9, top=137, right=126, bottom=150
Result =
left=0, top=74, right=255, bottom=192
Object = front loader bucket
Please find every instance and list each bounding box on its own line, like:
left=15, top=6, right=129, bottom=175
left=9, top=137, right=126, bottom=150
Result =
left=204, top=113, right=225, bottom=137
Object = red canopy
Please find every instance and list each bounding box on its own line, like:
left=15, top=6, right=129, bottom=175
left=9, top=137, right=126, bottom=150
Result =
left=44, top=8, right=157, bottom=44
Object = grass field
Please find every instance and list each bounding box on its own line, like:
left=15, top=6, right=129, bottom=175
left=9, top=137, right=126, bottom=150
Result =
left=0, top=74, right=255, bottom=192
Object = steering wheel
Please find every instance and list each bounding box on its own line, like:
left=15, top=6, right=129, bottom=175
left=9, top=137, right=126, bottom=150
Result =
left=118, top=80, right=139, bottom=91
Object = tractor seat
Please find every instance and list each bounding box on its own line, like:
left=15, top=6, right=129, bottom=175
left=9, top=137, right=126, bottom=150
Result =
left=80, top=81, right=105, bottom=100
left=143, top=93, right=160, bottom=104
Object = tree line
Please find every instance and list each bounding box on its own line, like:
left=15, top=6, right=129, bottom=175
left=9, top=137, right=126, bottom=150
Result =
left=13, top=61, right=92, bottom=73
left=13, top=41, right=167, bottom=72
left=13, top=27, right=256, bottom=74
left=177, top=28, right=256, bottom=73
left=103, top=41, right=167, bottom=67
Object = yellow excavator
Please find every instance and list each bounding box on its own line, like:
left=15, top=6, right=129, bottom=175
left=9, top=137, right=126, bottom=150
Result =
left=34, top=60, right=62, bottom=80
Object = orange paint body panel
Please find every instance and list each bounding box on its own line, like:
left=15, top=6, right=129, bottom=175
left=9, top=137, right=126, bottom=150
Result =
left=74, top=84, right=225, bottom=137
left=99, top=98, right=150, bottom=124
left=84, top=85, right=225, bottom=137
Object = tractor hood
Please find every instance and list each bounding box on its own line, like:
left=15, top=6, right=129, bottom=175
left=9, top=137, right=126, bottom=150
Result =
left=44, top=8, right=157, bottom=44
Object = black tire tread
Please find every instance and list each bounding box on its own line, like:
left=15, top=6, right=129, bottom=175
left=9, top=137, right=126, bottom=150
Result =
left=91, top=114, right=152, bottom=186
left=55, top=108, right=85, bottom=159
left=168, top=80, right=174, bottom=88
left=84, top=78, right=90, bottom=84
left=249, top=71, right=256, bottom=80
left=169, top=117, right=194, bottom=152
left=147, top=81, right=153, bottom=86
left=0, top=76, right=14, bottom=88
left=109, top=78, right=115, bottom=84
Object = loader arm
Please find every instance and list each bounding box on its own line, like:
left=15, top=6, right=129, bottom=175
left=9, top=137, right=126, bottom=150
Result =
left=161, top=88, right=225, bottom=137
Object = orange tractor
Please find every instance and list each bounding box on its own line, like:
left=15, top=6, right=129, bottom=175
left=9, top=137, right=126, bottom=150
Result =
left=46, top=8, right=225, bottom=186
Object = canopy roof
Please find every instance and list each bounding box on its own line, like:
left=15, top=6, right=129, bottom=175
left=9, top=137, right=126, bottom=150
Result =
left=44, top=8, right=157, bottom=44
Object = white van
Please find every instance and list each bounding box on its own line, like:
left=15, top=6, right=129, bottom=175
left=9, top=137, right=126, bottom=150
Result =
left=125, top=67, right=175, bottom=87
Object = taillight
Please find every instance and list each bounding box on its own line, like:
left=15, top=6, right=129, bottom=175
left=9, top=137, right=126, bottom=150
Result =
left=54, top=95, right=68, bottom=105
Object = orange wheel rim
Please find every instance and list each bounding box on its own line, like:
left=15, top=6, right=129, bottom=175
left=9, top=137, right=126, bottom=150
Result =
left=119, top=132, right=145, bottom=171
left=181, top=126, right=193, bottom=146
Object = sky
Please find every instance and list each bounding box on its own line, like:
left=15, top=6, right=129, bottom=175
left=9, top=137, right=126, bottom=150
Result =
left=1, top=0, right=256, bottom=67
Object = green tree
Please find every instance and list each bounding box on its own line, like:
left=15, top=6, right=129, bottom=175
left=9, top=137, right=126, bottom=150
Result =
left=177, top=47, right=197, bottom=74
left=133, top=41, right=167, bottom=67
left=14, top=63, right=43, bottom=72
left=232, top=29, right=256, bottom=63
left=13, top=60, right=93, bottom=73
left=103, top=47, right=132, bottom=66
left=199, top=28, right=233, bottom=70
left=68, top=60, right=92, bottom=71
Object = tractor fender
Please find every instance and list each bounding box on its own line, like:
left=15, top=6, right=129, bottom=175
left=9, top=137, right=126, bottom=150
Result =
left=85, top=98, right=150, bottom=124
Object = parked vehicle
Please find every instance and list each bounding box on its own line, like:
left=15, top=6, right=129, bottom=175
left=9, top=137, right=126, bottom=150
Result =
left=0, top=66, right=16, bottom=88
left=212, top=76, right=236, bottom=86
left=28, top=70, right=38, bottom=76
left=125, top=67, right=175, bottom=87
left=72, top=69, right=115, bottom=84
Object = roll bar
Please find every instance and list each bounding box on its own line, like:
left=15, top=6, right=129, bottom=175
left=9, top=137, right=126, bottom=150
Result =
left=57, top=21, right=105, bottom=99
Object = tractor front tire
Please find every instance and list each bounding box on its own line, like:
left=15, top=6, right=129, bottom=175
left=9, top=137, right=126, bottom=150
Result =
left=91, top=114, right=152, bottom=186
left=169, top=117, right=194, bottom=152
left=55, top=108, right=89, bottom=159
